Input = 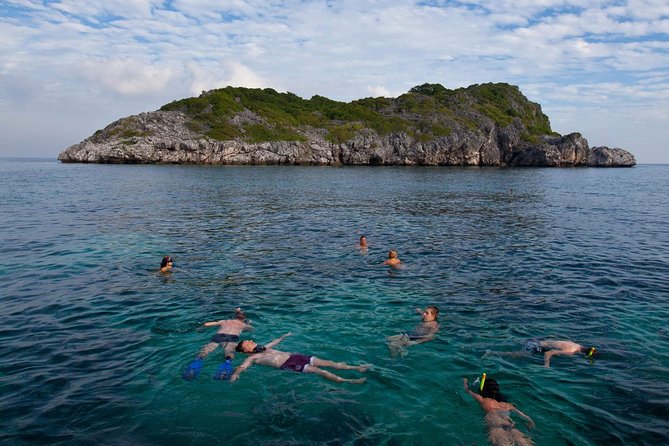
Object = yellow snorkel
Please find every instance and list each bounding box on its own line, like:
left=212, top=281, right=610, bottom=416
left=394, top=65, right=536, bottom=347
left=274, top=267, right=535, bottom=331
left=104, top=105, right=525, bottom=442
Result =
left=587, top=347, right=596, bottom=358
left=479, top=372, right=487, bottom=392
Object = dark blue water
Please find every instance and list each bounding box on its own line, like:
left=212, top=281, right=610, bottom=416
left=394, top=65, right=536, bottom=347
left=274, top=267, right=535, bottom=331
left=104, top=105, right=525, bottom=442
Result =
left=1, top=159, right=668, bottom=445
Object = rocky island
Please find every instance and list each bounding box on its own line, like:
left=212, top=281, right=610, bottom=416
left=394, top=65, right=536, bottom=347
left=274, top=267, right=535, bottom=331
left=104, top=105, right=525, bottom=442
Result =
left=58, top=83, right=635, bottom=167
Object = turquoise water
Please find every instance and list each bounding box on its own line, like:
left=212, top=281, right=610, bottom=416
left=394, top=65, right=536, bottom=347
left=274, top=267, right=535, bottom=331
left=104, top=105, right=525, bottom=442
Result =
left=1, top=159, right=668, bottom=445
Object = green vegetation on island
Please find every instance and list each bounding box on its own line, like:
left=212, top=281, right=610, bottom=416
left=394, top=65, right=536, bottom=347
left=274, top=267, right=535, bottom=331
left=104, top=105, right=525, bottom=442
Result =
left=159, top=82, right=557, bottom=144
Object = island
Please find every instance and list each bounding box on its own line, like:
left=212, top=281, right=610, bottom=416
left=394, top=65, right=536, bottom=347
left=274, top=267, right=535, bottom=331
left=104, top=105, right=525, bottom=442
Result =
left=58, top=83, right=635, bottom=167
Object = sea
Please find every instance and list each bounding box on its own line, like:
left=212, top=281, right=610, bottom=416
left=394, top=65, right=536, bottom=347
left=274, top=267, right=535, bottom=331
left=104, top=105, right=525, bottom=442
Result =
left=1, top=158, right=668, bottom=446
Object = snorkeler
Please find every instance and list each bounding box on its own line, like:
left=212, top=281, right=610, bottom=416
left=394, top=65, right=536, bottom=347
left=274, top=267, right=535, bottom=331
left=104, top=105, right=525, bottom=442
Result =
left=382, top=249, right=402, bottom=267
left=463, top=374, right=535, bottom=446
left=531, top=340, right=598, bottom=368
left=183, top=307, right=253, bottom=380
left=490, top=339, right=598, bottom=368
left=159, top=255, right=173, bottom=273
left=231, top=332, right=369, bottom=384
left=387, top=306, right=440, bottom=357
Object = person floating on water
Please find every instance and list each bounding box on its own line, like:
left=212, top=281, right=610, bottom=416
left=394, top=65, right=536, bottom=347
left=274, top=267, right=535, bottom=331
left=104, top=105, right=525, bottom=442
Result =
left=183, top=307, right=253, bottom=380
left=383, top=249, right=402, bottom=267
left=488, top=339, right=598, bottom=368
left=387, top=306, right=440, bottom=357
left=463, top=374, right=535, bottom=446
left=231, top=332, right=369, bottom=384
left=159, top=255, right=173, bottom=273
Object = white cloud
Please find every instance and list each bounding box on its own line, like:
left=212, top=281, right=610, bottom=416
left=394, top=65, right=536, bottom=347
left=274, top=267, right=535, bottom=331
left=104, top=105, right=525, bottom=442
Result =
left=367, top=85, right=392, bottom=97
left=1, top=0, right=668, bottom=162
left=77, top=58, right=173, bottom=95
left=184, top=60, right=267, bottom=95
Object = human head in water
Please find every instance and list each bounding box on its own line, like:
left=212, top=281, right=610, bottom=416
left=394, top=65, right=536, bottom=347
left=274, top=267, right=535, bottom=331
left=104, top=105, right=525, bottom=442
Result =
left=423, top=306, right=439, bottom=321
left=359, top=235, right=368, bottom=247
left=235, top=339, right=266, bottom=354
left=581, top=346, right=598, bottom=358
left=160, top=256, right=173, bottom=272
left=234, top=307, right=247, bottom=321
left=479, top=375, right=506, bottom=402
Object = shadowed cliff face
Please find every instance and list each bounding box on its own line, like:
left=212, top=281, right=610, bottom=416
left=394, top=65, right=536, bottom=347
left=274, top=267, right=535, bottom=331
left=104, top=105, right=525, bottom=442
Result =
left=57, top=84, right=636, bottom=167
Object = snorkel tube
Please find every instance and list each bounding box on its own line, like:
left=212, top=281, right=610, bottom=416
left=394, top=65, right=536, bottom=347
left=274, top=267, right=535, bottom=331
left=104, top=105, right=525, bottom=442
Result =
left=479, top=372, right=487, bottom=393
left=586, top=347, right=596, bottom=358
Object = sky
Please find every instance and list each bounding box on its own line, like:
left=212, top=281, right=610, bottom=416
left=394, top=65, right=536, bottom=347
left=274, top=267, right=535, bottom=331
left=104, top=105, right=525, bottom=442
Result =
left=1, top=0, right=668, bottom=163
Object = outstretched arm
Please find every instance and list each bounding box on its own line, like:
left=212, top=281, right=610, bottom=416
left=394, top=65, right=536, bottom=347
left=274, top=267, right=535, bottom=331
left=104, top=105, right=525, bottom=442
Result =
left=231, top=356, right=255, bottom=382
left=266, top=332, right=292, bottom=349
left=203, top=320, right=221, bottom=327
left=463, top=378, right=484, bottom=403
left=410, top=335, right=435, bottom=345
left=512, top=406, right=535, bottom=429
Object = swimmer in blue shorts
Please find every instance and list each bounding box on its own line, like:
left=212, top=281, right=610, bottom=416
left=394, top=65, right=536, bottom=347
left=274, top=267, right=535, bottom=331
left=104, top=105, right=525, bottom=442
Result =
left=231, top=332, right=369, bottom=384
left=488, top=339, right=598, bottom=368
left=183, top=307, right=253, bottom=380
left=387, top=306, right=440, bottom=357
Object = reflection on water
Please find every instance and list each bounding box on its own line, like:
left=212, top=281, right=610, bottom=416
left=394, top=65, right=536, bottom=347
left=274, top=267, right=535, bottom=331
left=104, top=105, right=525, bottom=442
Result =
left=1, top=161, right=668, bottom=445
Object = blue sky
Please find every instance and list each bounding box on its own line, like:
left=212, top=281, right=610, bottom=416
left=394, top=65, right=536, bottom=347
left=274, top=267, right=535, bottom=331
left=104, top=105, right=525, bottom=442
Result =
left=1, top=0, right=668, bottom=163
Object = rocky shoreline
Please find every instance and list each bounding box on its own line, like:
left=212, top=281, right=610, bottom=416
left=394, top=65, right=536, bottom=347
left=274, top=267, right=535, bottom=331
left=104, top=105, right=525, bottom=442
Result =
left=58, top=85, right=636, bottom=167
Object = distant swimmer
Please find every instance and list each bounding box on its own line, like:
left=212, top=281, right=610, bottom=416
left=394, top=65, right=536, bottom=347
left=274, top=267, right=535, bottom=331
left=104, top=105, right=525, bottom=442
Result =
left=488, top=339, right=598, bottom=368
left=183, top=307, right=253, bottom=380
left=357, top=235, right=368, bottom=254
left=383, top=249, right=402, bottom=267
left=232, top=332, right=369, bottom=384
left=464, top=374, right=535, bottom=446
left=387, top=306, right=440, bottom=357
left=159, top=255, right=174, bottom=273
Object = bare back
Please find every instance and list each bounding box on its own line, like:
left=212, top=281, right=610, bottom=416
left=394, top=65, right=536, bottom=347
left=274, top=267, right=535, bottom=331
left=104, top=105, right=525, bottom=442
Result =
left=214, top=319, right=250, bottom=336
left=539, top=340, right=581, bottom=353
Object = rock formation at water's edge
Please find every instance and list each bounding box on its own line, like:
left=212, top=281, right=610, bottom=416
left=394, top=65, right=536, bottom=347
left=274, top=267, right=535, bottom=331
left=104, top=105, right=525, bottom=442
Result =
left=58, top=83, right=636, bottom=167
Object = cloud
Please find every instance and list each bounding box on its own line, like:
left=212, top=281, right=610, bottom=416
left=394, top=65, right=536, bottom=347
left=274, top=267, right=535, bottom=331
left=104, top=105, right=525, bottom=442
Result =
left=185, top=60, right=267, bottom=95
left=76, top=58, right=173, bottom=95
left=1, top=0, right=668, bottom=162
left=367, top=85, right=393, bottom=98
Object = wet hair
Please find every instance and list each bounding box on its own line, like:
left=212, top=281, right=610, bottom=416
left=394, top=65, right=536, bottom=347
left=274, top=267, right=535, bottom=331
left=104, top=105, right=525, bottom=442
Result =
left=427, top=306, right=439, bottom=319
left=160, top=256, right=172, bottom=268
left=235, top=341, right=246, bottom=352
left=388, top=249, right=397, bottom=258
left=582, top=346, right=599, bottom=358
left=480, top=377, right=506, bottom=402
left=235, top=309, right=247, bottom=321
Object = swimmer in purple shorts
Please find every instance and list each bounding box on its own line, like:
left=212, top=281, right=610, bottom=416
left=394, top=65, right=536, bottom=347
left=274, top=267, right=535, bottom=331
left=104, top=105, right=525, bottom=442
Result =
left=231, top=332, right=369, bottom=384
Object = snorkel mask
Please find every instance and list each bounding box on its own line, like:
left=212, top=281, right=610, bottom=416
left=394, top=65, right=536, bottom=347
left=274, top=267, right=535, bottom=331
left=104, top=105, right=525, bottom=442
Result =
left=252, top=345, right=266, bottom=354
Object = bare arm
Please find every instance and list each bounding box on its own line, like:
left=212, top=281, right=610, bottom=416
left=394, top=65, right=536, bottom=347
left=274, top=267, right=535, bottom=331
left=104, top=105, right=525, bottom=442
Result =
left=543, top=350, right=568, bottom=367
left=266, top=332, right=292, bottom=349
left=512, top=406, right=535, bottom=429
left=203, top=320, right=220, bottom=327
left=231, top=355, right=255, bottom=382
left=463, top=378, right=484, bottom=404
left=410, top=335, right=435, bottom=345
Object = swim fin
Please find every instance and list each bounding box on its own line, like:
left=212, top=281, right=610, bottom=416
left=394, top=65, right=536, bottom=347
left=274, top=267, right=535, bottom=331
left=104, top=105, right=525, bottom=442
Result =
left=183, top=358, right=204, bottom=381
left=213, top=358, right=233, bottom=381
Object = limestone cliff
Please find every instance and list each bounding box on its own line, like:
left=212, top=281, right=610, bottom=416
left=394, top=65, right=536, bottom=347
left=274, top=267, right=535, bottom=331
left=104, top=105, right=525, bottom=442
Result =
left=58, top=83, right=635, bottom=167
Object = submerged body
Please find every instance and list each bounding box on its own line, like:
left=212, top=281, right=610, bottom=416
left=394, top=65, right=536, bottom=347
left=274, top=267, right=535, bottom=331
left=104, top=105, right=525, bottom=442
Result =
left=387, top=307, right=439, bottom=357
left=463, top=377, right=535, bottom=446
